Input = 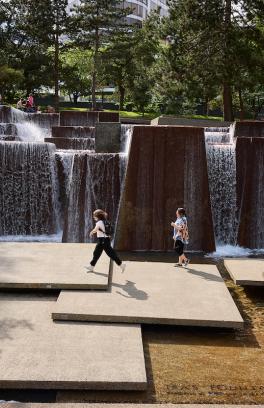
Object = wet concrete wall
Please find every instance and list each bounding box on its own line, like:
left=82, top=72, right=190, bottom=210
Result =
left=45, top=137, right=95, bottom=150
left=236, top=137, right=264, bottom=248
left=52, top=126, right=95, bottom=138
left=115, top=126, right=215, bottom=252
left=235, top=121, right=264, bottom=138
left=62, top=153, right=123, bottom=243
left=60, top=111, right=119, bottom=126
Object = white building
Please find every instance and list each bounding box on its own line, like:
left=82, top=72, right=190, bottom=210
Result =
left=125, top=0, right=168, bottom=25
left=68, top=1, right=168, bottom=25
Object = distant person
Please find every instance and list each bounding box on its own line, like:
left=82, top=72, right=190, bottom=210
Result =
left=0, top=94, right=2, bottom=105
left=86, top=209, right=126, bottom=273
left=46, top=105, right=55, bottom=113
left=27, top=93, right=34, bottom=107
left=17, top=98, right=24, bottom=110
left=171, top=208, right=190, bottom=267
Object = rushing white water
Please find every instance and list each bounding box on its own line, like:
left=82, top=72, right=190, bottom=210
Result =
left=0, top=232, right=62, bottom=242
left=120, top=124, right=133, bottom=154
left=206, top=244, right=264, bottom=258
left=205, top=127, right=238, bottom=245
left=16, top=122, right=48, bottom=142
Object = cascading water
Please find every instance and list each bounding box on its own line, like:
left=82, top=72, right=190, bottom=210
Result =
left=15, top=122, right=48, bottom=142
left=55, top=124, right=132, bottom=243
left=205, top=127, right=238, bottom=245
left=0, top=141, right=60, bottom=236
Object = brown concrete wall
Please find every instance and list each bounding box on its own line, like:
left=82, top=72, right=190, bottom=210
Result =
left=45, top=137, right=95, bottom=150
left=60, top=111, right=119, bottom=126
left=115, top=126, right=215, bottom=252
left=234, top=121, right=264, bottom=138
left=52, top=126, right=95, bottom=138
left=99, top=111, right=119, bottom=123
left=236, top=137, right=264, bottom=248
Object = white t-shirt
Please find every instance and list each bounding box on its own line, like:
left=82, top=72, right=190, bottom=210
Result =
left=96, top=220, right=106, bottom=238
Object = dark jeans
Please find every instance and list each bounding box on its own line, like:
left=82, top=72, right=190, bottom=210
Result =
left=174, top=239, right=184, bottom=256
left=90, top=237, right=122, bottom=266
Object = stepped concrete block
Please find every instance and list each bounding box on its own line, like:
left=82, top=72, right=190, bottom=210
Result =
left=234, top=120, right=264, bottom=138
left=60, top=111, right=119, bottom=127
left=0, top=294, right=146, bottom=390
left=53, top=262, right=244, bottom=329
left=224, top=259, right=264, bottom=286
left=236, top=137, right=264, bottom=248
left=0, top=243, right=109, bottom=290
left=99, top=111, right=119, bottom=123
left=115, top=126, right=215, bottom=252
left=95, top=123, right=121, bottom=153
left=45, top=137, right=95, bottom=150
left=52, top=126, right=95, bottom=138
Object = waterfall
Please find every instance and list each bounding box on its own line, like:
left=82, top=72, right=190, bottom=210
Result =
left=0, top=141, right=60, bottom=236
left=120, top=124, right=133, bottom=154
left=59, top=151, right=126, bottom=243
left=205, top=127, right=238, bottom=245
left=15, top=122, right=48, bottom=142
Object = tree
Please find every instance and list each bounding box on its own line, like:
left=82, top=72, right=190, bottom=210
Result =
left=60, top=48, right=93, bottom=104
left=25, top=0, right=69, bottom=111
left=163, top=0, right=264, bottom=121
left=70, top=0, right=130, bottom=109
left=0, top=65, right=24, bottom=101
left=102, top=28, right=137, bottom=110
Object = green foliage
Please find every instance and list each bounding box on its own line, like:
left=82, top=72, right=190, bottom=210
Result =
left=160, top=0, right=264, bottom=119
left=60, top=48, right=93, bottom=103
left=0, top=65, right=24, bottom=101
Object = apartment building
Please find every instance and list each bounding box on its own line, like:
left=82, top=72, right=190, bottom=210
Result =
left=68, top=1, right=168, bottom=25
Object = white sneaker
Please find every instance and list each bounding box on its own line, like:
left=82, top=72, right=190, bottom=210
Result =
left=86, top=265, right=94, bottom=272
left=120, top=263, right=126, bottom=273
left=182, top=259, right=190, bottom=268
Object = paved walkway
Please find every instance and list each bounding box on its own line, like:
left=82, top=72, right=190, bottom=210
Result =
left=52, top=262, right=243, bottom=329
left=0, top=243, right=109, bottom=290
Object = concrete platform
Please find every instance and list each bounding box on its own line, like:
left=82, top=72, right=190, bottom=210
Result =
left=0, top=294, right=146, bottom=390
left=53, top=262, right=244, bottom=328
left=224, top=259, right=264, bottom=286
left=0, top=243, right=109, bottom=290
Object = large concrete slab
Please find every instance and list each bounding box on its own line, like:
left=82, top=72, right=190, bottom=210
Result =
left=0, top=243, right=109, bottom=290
left=53, top=262, right=244, bottom=328
left=224, top=259, right=264, bottom=286
left=0, top=294, right=146, bottom=390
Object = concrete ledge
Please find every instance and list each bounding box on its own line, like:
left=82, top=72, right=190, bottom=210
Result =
left=234, top=121, right=264, bottom=138
left=60, top=111, right=119, bottom=127
left=224, top=259, right=264, bottom=286
left=0, top=295, right=147, bottom=390
left=45, top=137, right=95, bottom=150
left=52, top=126, right=95, bottom=138
left=151, top=115, right=231, bottom=127
left=53, top=262, right=244, bottom=329
left=0, top=243, right=109, bottom=290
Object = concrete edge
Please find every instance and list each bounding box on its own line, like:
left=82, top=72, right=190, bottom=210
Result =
left=0, top=283, right=109, bottom=290
left=51, top=313, right=244, bottom=329
left=0, top=380, right=147, bottom=391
